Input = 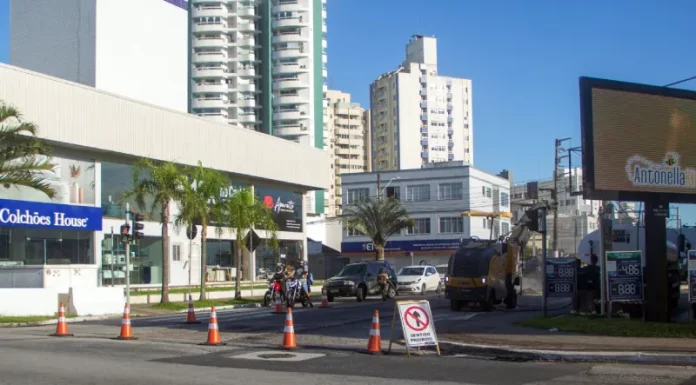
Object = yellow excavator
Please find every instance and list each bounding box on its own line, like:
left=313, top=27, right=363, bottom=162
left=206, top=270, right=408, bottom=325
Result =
left=445, top=202, right=550, bottom=311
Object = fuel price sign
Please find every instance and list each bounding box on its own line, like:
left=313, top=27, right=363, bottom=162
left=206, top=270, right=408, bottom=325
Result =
left=605, top=251, right=643, bottom=302
left=545, top=257, right=577, bottom=298
left=688, top=250, right=696, bottom=303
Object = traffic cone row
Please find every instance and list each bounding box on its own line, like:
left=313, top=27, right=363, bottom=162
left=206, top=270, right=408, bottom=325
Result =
left=273, top=292, right=284, bottom=314
left=203, top=306, right=224, bottom=346
left=186, top=294, right=201, bottom=324
left=319, top=287, right=330, bottom=308
left=50, top=302, right=73, bottom=337
left=282, top=307, right=296, bottom=349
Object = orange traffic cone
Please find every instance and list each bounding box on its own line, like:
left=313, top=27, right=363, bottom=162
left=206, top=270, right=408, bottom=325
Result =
left=282, top=307, right=296, bottom=350
left=185, top=294, right=201, bottom=324
left=116, top=303, right=137, bottom=340
left=202, top=306, right=224, bottom=346
left=319, top=287, right=330, bottom=308
left=366, top=310, right=382, bottom=354
left=273, top=292, right=284, bottom=314
left=50, top=302, right=73, bottom=337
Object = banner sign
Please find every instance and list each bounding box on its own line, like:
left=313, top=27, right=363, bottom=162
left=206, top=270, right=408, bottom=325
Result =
left=545, top=257, right=577, bottom=298
left=688, top=250, right=696, bottom=303
left=255, top=186, right=303, bottom=233
left=341, top=239, right=461, bottom=254
left=0, top=198, right=102, bottom=231
left=605, top=250, right=644, bottom=302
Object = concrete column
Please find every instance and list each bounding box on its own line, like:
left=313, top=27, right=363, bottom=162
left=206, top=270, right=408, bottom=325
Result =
left=302, top=193, right=308, bottom=262
left=93, top=160, right=102, bottom=287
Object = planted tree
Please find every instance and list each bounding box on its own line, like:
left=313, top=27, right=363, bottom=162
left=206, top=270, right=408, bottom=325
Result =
left=342, top=196, right=413, bottom=261
left=124, top=159, right=187, bottom=304
left=225, top=187, right=279, bottom=299
left=177, top=162, right=229, bottom=301
left=0, top=102, right=55, bottom=198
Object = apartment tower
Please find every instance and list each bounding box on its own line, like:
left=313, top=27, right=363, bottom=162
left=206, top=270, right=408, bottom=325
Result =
left=370, top=35, right=473, bottom=171
left=323, top=89, right=370, bottom=216
left=190, top=0, right=327, bottom=213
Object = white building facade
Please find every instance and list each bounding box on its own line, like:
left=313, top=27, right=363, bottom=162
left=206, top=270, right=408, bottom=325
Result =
left=0, top=64, right=330, bottom=316
left=340, top=161, right=511, bottom=270
left=9, top=0, right=189, bottom=112
left=370, top=35, right=473, bottom=172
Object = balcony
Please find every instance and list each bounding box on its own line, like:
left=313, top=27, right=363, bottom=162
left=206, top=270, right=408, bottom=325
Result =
left=237, top=67, right=256, bottom=77
left=421, top=151, right=429, bottom=159
left=420, top=126, right=428, bottom=133
left=237, top=7, right=255, bottom=17
left=192, top=52, right=227, bottom=64
left=448, top=141, right=454, bottom=147
left=193, top=23, right=227, bottom=34
left=273, top=1, right=308, bottom=13
left=420, top=114, right=428, bottom=121
left=274, top=109, right=308, bottom=121
left=274, top=64, right=308, bottom=74
left=197, top=113, right=229, bottom=124
left=447, top=103, right=453, bottom=111
left=448, top=153, right=455, bottom=161
left=192, top=98, right=227, bottom=109
left=322, top=67, right=328, bottom=78
left=238, top=52, right=256, bottom=62
left=419, top=76, right=427, bottom=84
left=193, top=83, right=227, bottom=94
left=420, top=100, right=427, bottom=108
left=420, top=88, right=428, bottom=96
left=237, top=37, right=256, bottom=47
left=272, top=17, right=305, bottom=29
left=272, top=33, right=305, bottom=44
left=239, top=114, right=257, bottom=123
left=421, top=138, right=428, bottom=146
left=192, top=6, right=228, bottom=18
left=237, top=98, right=256, bottom=108
left=273, top=95, right=305, bottom=105
left=272, top=48, right=306, bottom=60
left=236, top=22, right=255, bottom=32
left=447, top=116, right=454, bottom=123
left=192, top=0, right=225, bottom=3
left=238, top=83, right=256, bottom=93
left=447, top=128, right=454, bottom=136
left=273, top=78, right=308, bottom=90
left=193, top=38, right=227, bottom=49
left=274, top=124, right=307, bottom=137
left=192, top=67, right=227, bottom=78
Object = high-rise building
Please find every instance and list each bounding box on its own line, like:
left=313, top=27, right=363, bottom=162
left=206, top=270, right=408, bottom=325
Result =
left=323, top=89, right=370, bottom=216
left=190, top=0, right=328, bottom=214
left=9, top=0, right=189, bottom=112
left=370, top=35, right=473, bottom=172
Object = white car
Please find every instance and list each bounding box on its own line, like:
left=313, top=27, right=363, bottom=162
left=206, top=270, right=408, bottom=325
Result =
left=397, top=265, right=442, bottom=295
left=435, top=264, right=448, bottom=283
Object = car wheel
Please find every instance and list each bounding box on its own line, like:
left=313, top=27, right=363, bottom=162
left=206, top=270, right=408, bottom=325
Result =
left=327, top=294, right=335, bottom=302
left=421, top=284, right=427, bottom=296
left=356, top=286, right=366, bottom=302
left=481, top=290, right=495, bottom=312
left=436, top=282, right=442, bottom=294
left=506, top=290, right=518, bottom=309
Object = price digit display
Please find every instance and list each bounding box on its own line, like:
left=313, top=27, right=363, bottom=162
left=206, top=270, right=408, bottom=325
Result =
left=606, top=251, right=643, bottom=302
left=545, top=258, right=576, bottom=298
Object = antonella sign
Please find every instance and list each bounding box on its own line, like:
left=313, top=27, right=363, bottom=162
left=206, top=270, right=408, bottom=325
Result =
left=0, top=198, right=103, bottom=231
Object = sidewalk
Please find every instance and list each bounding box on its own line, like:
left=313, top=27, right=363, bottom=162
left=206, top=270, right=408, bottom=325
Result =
left=437, top=295, right=696, bottom=365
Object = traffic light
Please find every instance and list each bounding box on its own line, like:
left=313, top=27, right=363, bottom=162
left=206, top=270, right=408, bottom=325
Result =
left=119, top=223, right=131, bottom=244
left=131, top=212, right=145, bottom=240
left=526, top=208, right=540, bottom=233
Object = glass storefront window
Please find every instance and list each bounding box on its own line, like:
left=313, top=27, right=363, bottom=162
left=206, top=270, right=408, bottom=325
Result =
left=100, top=235, right=163, bottom=285
left=206, top=239, right=234, bottom=266
left=0, top=228, right=93, bottom=266
left=101, top=161, right=162, bottom=222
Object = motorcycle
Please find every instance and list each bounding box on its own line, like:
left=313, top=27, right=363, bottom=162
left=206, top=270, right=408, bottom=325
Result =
left=263, top=278, right=283, bottom=307
left=285, top=275, right=311, bottom=308
left=378, top=274, right=397, bottom=301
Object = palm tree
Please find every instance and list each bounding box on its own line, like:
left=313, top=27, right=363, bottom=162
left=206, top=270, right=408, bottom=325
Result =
left=342, top=197, right=413, bottom=261
left=124, top=159, right=187, bottom=304
left=177, top=162, right=229, bottom=301
left=225, top=187, right=279, bottom=299
left=0, top=102, right=56, bottom=198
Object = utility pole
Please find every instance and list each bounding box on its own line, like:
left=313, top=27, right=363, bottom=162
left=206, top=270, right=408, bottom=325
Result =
left=553, top=138, right=571, bottom=256
left=376, top=173, right=381, bottom=200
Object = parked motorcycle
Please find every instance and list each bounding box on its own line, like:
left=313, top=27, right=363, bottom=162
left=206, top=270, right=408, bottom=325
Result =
left=285, top=272, right=311, bottom=308
left=263, top=278, right=283, bottom=307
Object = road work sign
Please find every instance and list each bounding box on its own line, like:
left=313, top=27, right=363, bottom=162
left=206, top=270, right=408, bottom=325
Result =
left=388, top=300, right=440, bottom=356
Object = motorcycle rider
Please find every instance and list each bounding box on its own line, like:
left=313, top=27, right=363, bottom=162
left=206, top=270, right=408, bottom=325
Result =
left=272, top=264, right=286, bottom=301
left=377, top=267, right=392, bottom=299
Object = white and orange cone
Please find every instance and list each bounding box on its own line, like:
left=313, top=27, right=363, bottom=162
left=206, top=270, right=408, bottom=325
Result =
left=319, top=287, right=330, bottom=308
left=366, top=310, right=382, bottom=354
left=185, top=294, right=201, bottom=324
left=202, top=306, right=224, bottom=346
left=116, top=303, right=137, bottom=340
left=273, top=292, right=284, bottom=314
left=282, top=307, right=296, bottom=350
left=50, top=302, right=73, bottom=337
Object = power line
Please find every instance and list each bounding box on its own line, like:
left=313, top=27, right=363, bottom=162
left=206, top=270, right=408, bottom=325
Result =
left=664, top=75, right=696, bottom=88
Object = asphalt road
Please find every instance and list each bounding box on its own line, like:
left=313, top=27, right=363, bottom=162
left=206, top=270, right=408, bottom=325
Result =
left=3, top=293, right=696, bottom=384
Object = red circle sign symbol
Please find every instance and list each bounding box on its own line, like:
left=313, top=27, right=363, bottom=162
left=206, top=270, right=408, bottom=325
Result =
left=403, top=305, right=430, bottom=332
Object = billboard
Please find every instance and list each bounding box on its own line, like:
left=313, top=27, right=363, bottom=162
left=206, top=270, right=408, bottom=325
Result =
left=580, top=77, right=696, bottom=203
left=254, top=186, right=303, bottom=233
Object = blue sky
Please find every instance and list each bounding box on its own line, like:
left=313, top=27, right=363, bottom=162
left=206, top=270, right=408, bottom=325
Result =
left=1, top=0, right=696, bottom=223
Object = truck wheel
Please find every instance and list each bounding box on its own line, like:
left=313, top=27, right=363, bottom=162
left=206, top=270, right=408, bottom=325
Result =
left=506, top=291, right=517, bottom=309
left=481, top=290, right=495, bottom=312
left=450, top=299, right=461, bottom=311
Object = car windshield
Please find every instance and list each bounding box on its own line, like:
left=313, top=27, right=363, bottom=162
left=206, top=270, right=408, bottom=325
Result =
left=436, top=266, right=447, bottom=275
left=399, top=267, right=424, bottom=276
left=337, top=264, right=367, bottom=277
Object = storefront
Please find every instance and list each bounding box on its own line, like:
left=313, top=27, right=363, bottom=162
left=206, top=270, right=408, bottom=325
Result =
left=340, top=238, right=462, bottom=271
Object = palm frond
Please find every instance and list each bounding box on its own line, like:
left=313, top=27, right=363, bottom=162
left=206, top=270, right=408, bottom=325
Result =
left=342, top=197, right=412, bottom=258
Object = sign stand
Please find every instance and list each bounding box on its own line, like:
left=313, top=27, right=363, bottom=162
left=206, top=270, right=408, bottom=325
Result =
left=688, top=250, right=696, bottom=322
left=387, top=300, right=440, bottom=357
left=605, top=251, right=644, bottom=317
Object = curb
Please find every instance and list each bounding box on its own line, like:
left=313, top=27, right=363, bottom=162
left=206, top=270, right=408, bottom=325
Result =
left=0, top=315, right=118, bottom=328
left=175, top=303, right=263, bottom=314
left=439, top=340, right=696, bottom=366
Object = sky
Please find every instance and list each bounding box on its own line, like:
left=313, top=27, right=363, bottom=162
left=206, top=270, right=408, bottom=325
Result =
left=1, top=0, right=696, bottom=223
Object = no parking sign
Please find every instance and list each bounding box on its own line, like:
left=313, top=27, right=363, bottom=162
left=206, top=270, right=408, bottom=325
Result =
left=388, top=300, right=440, bottom=356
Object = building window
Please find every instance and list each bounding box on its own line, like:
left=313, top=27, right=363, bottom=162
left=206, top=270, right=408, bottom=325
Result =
left=438, top=183, right=463, bottom=200
left=405, top=184, right=430, bottom=202
left=439, top=217, right=464, bottom=233
left=501, top=222, right=510, bottom=235
left=346, top=188, right=369, bottom=204
left=347, top=227, right=363, bottom=236
left=485, top=187, right=492, bottom=198
left=482, top=218, right=488, bottom=229
left=173, top=244, right=182, bottom=262
left=407, top=218, right=431, bottom=235
left=385, top=186, right=400, bottom=200
left=500, top=192, right=509, bottom=207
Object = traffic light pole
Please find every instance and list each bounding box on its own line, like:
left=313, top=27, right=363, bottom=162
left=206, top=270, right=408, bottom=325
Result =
left=125, top=203, right=131, bottom=309
left=541, top=207, right=548, bottom=317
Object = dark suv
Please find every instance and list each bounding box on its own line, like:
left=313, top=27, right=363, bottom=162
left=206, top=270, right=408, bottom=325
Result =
left=324, top=261, right=398, bottom=302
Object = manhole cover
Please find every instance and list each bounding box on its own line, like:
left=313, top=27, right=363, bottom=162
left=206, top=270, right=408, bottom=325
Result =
left=258, top=353, right=296, bottom=359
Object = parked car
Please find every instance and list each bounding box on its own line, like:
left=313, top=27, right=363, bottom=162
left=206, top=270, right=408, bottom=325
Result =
left=436, top=264, right=448, bottom=284
left=397, top=265, right=442, bottom=295
left=324, top=260, right=398, bottom=302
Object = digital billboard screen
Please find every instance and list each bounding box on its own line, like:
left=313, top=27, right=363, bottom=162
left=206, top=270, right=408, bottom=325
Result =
left=580, top=77, right=696, bottom=203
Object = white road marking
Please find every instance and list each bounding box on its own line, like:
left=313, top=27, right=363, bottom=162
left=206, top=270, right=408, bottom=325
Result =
left=229, top=351, right=326, bottom=362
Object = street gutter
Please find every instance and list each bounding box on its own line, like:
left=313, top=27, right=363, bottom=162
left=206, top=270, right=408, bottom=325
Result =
left=0, top=315, right=118, bottom=328
left=439, top=340, right=696, bottom=366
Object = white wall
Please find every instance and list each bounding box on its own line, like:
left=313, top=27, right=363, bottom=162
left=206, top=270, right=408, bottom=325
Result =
left=396, top=71, right=422, bottom=170
left=95, top=0, right=188, bottom=112
left=0, top=287, right=123, bottom=316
